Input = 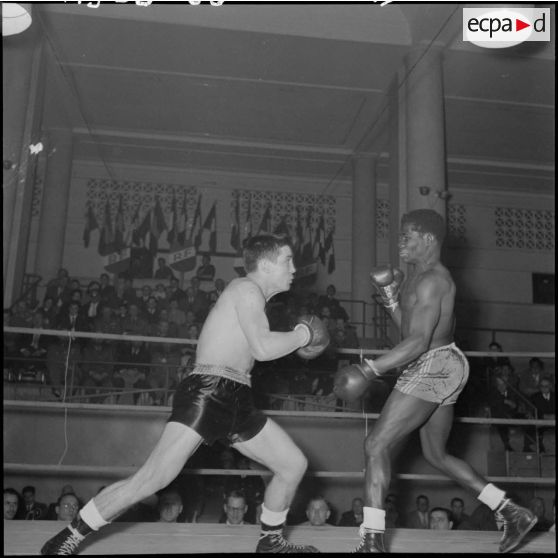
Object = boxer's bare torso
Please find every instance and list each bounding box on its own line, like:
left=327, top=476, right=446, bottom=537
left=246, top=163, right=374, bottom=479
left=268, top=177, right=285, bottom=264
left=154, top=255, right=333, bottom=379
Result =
left=195, top=278, right=262, bottom=372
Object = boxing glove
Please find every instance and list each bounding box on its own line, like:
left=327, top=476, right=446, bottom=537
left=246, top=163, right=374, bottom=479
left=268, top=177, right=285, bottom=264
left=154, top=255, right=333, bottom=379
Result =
left=333, top=359, right=380, bottom=402
left=370, top=266, right=404, bottom=311
left=294, top=315, right=330, bottom=360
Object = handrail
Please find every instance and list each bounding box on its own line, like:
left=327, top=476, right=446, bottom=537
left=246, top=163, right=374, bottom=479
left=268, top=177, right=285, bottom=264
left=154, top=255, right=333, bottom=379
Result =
left=9, top=273, right=42, bottom=311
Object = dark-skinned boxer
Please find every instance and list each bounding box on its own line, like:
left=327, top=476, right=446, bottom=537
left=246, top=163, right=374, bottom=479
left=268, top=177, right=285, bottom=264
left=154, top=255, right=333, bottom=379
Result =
left=42, top=234, right=329, bottom=555
left=334, top=209, right=536, bottom=553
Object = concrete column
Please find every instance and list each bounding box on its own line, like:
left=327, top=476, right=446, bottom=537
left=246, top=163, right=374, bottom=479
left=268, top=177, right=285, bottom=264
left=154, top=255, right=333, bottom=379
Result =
left=3, top=28, right=45, bottom=306
left=35, top=129, right=74, bottom=282
left=404, top=45, right=448, bottom=219
left=351, top=154, right=377, bottom=311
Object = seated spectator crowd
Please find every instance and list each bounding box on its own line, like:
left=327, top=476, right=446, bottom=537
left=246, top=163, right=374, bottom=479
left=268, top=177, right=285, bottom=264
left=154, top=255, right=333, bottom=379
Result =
left=5, top=479, right=555, bottom=534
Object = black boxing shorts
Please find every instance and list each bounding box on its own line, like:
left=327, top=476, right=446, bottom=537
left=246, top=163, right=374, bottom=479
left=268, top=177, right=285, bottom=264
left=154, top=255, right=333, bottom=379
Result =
left=168, top=366, right=267, bottom=445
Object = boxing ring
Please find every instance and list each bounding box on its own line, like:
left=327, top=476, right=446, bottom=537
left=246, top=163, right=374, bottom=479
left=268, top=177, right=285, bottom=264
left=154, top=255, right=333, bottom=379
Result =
left=3, top=519, right=555, bottom=554
left=3, top=327, right=556, bottom=554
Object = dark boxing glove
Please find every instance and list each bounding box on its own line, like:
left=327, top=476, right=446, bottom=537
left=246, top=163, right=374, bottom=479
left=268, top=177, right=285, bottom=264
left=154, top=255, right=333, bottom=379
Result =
left=333, top=359, right=380, bottom=402
left=294, top=315, right=330, bottom=360
left=370, top=266, right=404, bottom=311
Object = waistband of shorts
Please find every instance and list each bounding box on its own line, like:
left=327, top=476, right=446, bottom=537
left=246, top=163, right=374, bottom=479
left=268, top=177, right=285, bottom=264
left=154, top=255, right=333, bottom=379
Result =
left=190, top=363, right=252, bottom=387
left=423, top=342, right=459, bottom=355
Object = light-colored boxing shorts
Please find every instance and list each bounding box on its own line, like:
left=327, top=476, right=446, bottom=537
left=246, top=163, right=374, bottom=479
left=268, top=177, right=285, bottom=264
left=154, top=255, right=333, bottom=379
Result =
left=394, top=342, right=469, bottom=406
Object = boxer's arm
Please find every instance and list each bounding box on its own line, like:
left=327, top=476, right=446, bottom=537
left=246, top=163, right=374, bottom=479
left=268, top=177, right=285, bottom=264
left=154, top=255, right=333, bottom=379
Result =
left=368, top=274, right=444, bottom=375
left=236, top=282, right=308, bottom=361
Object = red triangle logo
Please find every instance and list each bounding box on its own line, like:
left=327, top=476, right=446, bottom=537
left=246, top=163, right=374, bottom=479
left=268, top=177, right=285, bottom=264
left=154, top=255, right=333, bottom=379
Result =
left=516, top=18, right=530, bottom=32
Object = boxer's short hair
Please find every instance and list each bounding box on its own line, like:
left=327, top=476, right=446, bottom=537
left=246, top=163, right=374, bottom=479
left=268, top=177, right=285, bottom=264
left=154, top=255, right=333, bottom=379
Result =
left=402, top=209, right=446, bottom=243
left=243, top=234, right=293, bottom=273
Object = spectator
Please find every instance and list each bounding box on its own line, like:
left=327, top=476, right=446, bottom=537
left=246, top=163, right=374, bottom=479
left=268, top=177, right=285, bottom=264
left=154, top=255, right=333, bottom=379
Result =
left=519, top=358, right=549, bottom=398
left=56, top=301, right=89, bottom=333
left=37, top=296, right=59, bottom=328
left=498, top=362, right=520, bottom=393
left=154, top=257, right=176, bottom=281
left=429, top=507, right=453, bottom=530
left=137, top=285, right=154, bottom=314
left=184, top=277, right=210, bottom=322
left=527, top=378, right=555, bottom=453
left=449, top=497, right=469, bottom=530
left=302, top=496, right=332, bottom=527
left=9, top=299, right=33, bottom=327
left=4, top=488, right=21, bottom=520
left=338, top=497, right=364, bottom=527
left=144, top=296, right=161, bottom=326
left=46, top=335, right=83, bottom=395
left=196, top=254, right=216, bottom=284
left=529, top=497, right=553, bottom=532
left=149, top=320, right=180, bottom=404
left=168, top=299, right=186, bottom=327
left=115, top=276, right=138, bottom=307
left=44, top=269, right=72, bottom=311
left=167, top=277, right=186, bottom=307
left=94, top=305, right=122, bottom=335
left=157, top=489, right=184, bottom=523
left=17, top=485, right=48, bottom=520
left=317, top=284, right=349, bottom=322
left=456, top=503, right=497, bottom=531
left=208, top=278, right=226, bottom=304
left=82, top=283, right=103, bottom=326
left=55, top=493, right=80, bottom=522
left=18, top=310, right=50, bottom=372
left=113, top=340, right=152, bottom=405
left=81, top=338, right=114, bottom=403
left=482, top=341, right=511, bottom=388
left=153, top=283, right=168, bottom=306
left=120, top=303, right=148, bottom=336
left=46, top=485, right=81, bottom=520
left=405, top=494, right=430, bottom=529
left=488, top=376, right=523, bottom=452
left=221, top=490, right=250, bottom=526
left=385, top=493, right=401, bottom=528
left=98, top=273, right=117, bottom=307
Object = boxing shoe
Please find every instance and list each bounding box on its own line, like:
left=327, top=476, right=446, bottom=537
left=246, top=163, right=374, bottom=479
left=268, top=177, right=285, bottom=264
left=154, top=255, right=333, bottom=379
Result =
left=496, top=499, right=537, bottom=553
left=256, top=525, right=320, bottom=553
left=353, top=527, right=387, bottom=553
left=41, top=516, right=91, bottom=555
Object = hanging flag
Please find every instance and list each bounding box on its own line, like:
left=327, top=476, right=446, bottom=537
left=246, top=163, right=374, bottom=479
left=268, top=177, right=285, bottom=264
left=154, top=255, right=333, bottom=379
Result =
left=82, top=204, right=99, bottom=248
left=175, top=196, right=187, bottom=248
left=201, top=201, right=217, bottom=253
left=313, top=214, right=326, bottom=265
left=113, top=195, right=126, bottom=251
left=325, top=228, right=336, bottom=274
left=243, top=194, right=252, bottom=245
left=301, top=207, right=314, bottom=262
left=273, top=214, right=291, bottom=238
left=167, top=194, right=178, bottom=246
left=98, top=198, right=114, bottom=256
left=189, top=195, right=203, bottom=250
left=230, top=194, right=241, bottom=253
left=149, top=197, right=167, bottom=255
left=131, top=204, right=148, bottom=247
left=258, top=204, right=272, bottom=234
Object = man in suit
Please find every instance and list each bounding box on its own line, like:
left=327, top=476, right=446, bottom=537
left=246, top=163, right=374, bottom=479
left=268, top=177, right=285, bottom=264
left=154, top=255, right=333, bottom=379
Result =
left=17, top=486, right=48, bottom=520
left=405, top=495, right=430, bottom=529
left=338, top=497, right=364, bottom=527
left=527, top=378, right=555, bottom=452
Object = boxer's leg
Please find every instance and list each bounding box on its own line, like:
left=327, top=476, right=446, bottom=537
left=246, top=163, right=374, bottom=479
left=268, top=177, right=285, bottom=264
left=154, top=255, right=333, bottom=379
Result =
left=41, top=422, right=202, bottom=555
left=233, top=419, right=319, bottom=553
left=419, top=404, right=486, bottom=492
left=357, top=390, right=437, bottom=553
left=420, top=405, right=537, bottom=553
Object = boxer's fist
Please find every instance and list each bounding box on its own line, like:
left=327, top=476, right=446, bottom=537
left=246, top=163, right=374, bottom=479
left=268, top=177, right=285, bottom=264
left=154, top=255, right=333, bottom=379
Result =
left=333, top=360, right=379, bottom=401
left=370, top=266, right=404, bottom=310
left=294, top=315, right=330, bottom=360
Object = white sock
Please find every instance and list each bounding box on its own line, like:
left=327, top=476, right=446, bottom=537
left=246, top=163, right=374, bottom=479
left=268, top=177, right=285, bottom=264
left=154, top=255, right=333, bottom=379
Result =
left=260, top=504, right=289, bottom=527
left=477, top=484, right=506, bottom=511
left=79, top=500, right=109, bottom=531
left=362, top=506, right=385, bottom=532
